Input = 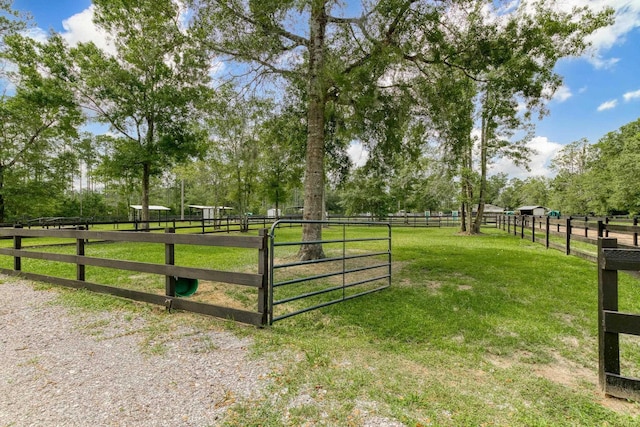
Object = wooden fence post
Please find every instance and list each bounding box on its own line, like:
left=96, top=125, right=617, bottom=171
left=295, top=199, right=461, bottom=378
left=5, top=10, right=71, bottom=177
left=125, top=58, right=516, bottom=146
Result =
left=531, top=216, right=535, bottom=242
left=566, top=217, right=572, bottom=255
left=598, top=238, right=620, bottom=391
left=584, top=216, right=589, bottom=237
left=520, top=216, right=525, bottom=239
left=77, top=226, right=85, bottom=281
left=258, top=229, right=269, bottom=326
left=165, top=228, right=176, bottom=298
left=634, top=217, right=638, bottom=247
left=545, top=216, right=550, bottom=248
left=13, top=224, right=22, bottom=272
left=597, top=220, right=604, bottom=238
left=507, top=216, right=511, bottom=234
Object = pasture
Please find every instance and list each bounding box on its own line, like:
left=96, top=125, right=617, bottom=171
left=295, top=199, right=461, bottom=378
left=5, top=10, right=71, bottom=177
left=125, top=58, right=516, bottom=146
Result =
left=5, top=226, right=640, bottom=426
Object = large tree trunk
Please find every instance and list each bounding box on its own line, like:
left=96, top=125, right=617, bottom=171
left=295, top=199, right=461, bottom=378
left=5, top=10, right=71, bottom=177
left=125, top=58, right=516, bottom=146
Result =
left=473, top=109, right=489, bottom=234
left=0, top=166, right=5, bottom=223
left=141, top=162, right=150, bottom=230
left=298, top=1, right=327, bottom=261
left=460, top=143, right=474, bottom=234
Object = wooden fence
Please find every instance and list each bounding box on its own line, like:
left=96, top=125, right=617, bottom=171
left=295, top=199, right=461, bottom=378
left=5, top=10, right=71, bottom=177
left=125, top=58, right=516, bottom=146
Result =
left=597, top=238, right=640, bottom=400
left=7, top=213, right=494, bottom=233
left=0, top=227, right=269, bottom=326
left=497, top=215, right=640, bottom=263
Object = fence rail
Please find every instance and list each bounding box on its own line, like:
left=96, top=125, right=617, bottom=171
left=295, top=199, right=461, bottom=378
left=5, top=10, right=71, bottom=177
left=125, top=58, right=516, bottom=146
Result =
left=0, top=226, right=269, bottom=326
left=598, top=238, right=640, bottom=400
left=497, top=215, right=640, bottom=263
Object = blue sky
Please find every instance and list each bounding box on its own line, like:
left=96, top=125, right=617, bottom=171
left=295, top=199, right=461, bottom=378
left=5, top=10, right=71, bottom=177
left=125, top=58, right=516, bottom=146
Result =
left=12, top=0, right=640, bottom=179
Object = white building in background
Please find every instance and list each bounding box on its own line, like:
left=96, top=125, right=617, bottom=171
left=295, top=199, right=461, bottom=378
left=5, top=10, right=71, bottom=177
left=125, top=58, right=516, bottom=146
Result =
left=267, top=208, right=281, bottom=218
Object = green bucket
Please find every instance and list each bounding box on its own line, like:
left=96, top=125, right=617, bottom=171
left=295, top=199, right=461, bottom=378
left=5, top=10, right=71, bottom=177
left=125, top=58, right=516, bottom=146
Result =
left=175, top=277, right=198, bottom=297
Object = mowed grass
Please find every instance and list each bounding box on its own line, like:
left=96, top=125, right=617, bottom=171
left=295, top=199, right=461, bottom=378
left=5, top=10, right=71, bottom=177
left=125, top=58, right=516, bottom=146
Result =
left=4, top=226, right=640, bottom=425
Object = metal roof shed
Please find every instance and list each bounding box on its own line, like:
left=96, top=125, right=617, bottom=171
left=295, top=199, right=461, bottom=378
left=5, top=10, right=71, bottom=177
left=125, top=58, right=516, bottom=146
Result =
left=129, top=205, right=171, bottom=222
left=516, top=206, right=546, bottom=216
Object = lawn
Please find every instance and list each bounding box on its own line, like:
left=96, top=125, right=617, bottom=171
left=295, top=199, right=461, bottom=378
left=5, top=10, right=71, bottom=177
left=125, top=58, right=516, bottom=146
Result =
left=5, top=226, right=640, bottom=426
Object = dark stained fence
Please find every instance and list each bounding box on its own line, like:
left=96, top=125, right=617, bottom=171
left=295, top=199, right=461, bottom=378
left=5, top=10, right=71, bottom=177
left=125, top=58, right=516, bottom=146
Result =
left=497, top=215, right=640, bottom=264
left=0, top=227, right=269, bottom=326
left=598, top=238, right=640, bottom=400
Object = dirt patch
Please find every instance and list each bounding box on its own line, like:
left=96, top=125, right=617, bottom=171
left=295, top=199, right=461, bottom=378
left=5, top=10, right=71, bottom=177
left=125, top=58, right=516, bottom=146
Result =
left=533, top=352, right=593, bottom=388
left=599, top=393, right=640, bottom=416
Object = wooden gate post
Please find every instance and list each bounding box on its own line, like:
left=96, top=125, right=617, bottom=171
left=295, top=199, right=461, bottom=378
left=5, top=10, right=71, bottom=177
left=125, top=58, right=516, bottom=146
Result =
left=598, top=238, right=620, bottom=393
left=258, top=229, right=269, bottom=326
left=13, top=224, right=22, bottom=272
left=165, top=228, right=176, bottom=298
left=76, top=226, right=85, bottom=281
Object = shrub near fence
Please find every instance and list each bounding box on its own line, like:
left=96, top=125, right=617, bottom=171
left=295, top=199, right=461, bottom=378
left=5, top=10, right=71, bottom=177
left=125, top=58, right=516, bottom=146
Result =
left=0, top=227, right=269, bottom=326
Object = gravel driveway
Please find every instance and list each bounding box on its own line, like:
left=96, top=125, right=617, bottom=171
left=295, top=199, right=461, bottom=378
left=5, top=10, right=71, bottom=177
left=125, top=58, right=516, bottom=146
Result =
left=0, top=278, right=272, bottom=426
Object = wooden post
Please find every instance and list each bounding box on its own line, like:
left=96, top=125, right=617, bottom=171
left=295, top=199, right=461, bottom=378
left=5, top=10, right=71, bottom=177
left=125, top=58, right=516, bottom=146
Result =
left=634, top=217, right=638, bottom=247
left=585, top=216, right=589, bottom=237
left=258, top=229, right=269, bottom=326
left=565, top=217, right=571, bottom=255
left=13, top=225, right=22, bottom=272
left=520, top=216, right=525, bottom=239
left=531, top=216, right=535, bottom=242
left=77, top=226, right=85, bottom=281
left=165, top=228, right=176, bottom=298
left=598, top=238, right=620, bottom=392
left=597, top=220, right=604, bottom=238
left=507, top=216, right=511, bottom=234
left=605, top=216, right=610, bottom=238
left=545, top=216, right=550, bottom=248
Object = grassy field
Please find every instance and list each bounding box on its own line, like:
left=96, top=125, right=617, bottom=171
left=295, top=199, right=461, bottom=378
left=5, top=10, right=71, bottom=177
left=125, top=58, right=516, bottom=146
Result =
left=5, top=226, right=640, bottom=426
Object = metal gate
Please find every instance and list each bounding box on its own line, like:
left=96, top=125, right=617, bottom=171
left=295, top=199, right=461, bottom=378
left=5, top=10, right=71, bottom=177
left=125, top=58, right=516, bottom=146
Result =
left=268, top=220, right=391, bottom=324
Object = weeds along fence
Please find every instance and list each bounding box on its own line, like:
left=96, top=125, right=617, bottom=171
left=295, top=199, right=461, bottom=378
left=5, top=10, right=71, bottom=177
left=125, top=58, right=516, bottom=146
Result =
left=0, top=226, right=269, bottom=326
left=497, top=215, right=640, bottom=263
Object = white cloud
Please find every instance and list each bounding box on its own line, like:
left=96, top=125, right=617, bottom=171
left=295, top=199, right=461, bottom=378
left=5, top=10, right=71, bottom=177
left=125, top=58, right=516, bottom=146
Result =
left=597, top=99, right=618, bottom=111
left=60, top=5, right=115, bottom=54
left=623, top=89, right=640, bottom=102
left=526, top=1, right=640, bottom=69
left=489, top=136, right=562, bottom=179
left=552, top=85, right=572, bottom=103
left=347, top=141, right=369, bottom=167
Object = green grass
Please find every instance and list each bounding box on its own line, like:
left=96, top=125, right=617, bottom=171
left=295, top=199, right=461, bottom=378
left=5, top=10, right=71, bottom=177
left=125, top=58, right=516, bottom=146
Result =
left=3, top=226, right=640, bottom=425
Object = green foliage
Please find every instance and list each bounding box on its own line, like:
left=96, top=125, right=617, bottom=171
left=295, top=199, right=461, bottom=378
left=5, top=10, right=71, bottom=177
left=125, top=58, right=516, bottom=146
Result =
left=63, top=0, right=213, bottom=221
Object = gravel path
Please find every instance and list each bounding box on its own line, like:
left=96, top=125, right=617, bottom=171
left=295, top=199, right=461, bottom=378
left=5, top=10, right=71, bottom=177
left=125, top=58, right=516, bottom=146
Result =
left=0, top=278, right=272, bottom=426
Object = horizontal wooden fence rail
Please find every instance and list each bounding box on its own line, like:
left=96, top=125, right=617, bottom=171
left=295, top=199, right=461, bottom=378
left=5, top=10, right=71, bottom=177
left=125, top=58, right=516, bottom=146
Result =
left=497, top=215, right=640, bottom=264
left=598, top=238, right=640, bottom=400
left=0, top=227, right=269, bottom=326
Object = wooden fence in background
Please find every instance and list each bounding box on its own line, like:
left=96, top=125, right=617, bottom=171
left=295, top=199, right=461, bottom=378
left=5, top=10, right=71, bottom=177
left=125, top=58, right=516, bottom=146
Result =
left=497, top=215, right=640, bottom=263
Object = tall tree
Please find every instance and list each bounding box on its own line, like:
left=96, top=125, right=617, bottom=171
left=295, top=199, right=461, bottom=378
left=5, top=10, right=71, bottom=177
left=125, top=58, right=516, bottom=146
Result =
left=44, top=0, right=213, bottom=228
left=414, top=1, right=611, bottom=233
left=193, top=0, right=444, bottom=259
left=0, top=36, right=82, bottom=222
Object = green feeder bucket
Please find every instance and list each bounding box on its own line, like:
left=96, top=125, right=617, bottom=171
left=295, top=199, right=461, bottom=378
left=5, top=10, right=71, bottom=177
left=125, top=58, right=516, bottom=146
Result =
left=175, top=277, right=198, bottom=297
